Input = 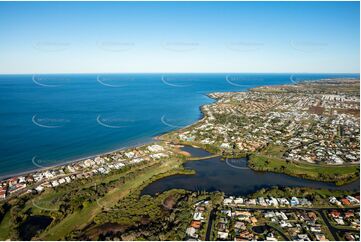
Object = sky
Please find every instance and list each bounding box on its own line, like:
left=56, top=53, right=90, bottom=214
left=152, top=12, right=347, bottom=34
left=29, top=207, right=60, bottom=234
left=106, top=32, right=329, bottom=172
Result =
left=0, top=1, right=359, bottom=74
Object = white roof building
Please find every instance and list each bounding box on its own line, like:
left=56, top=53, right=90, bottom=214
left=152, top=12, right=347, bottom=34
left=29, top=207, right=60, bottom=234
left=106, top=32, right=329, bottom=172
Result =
left=148, top=144, right=164, bottom=153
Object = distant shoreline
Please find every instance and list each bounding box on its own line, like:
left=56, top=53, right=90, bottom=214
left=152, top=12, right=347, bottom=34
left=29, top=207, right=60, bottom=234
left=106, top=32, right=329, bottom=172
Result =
left=1, top=77, right=359, bottom=182
left=0, top=138, right=154, bottom=181
left=0, top=97, right=214, bottom=181
left=155, top=78, right=360, bottom=186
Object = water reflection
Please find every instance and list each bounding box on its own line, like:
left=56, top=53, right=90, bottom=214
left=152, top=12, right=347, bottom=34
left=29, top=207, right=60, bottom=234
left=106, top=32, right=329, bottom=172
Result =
left=19, top=215, right=52, bottom=240
left=142, top=154, right=359, bottom=196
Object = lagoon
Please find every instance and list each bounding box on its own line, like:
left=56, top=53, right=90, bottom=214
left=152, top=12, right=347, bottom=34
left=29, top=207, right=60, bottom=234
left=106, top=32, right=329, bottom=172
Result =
left=141, top=147, right=360, bottom=196
left=0, top=73, right=358, bottom=178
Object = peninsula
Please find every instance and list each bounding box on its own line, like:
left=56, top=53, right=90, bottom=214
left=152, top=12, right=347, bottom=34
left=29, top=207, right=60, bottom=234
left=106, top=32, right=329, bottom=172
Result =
left=161, top=78, right=360, bottom=185
left=0, top=78, right=359, bottom=241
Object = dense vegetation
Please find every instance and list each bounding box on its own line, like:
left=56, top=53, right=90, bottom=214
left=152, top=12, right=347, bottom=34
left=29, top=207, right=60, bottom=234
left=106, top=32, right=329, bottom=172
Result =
left=0, top=153, right=195, bottom=241
left=79, top=190, right=198, bottom=240
left=248, top=152, right=359, bottom=185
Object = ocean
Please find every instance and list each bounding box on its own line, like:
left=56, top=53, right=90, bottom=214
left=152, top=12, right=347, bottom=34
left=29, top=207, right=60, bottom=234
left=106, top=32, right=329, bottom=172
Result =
left=0, top=73, right=359, bottom=178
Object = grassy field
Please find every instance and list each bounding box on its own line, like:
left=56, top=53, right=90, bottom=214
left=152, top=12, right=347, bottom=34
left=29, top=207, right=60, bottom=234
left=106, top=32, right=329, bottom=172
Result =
left=0, top=211, right=11, bottom=240
left=248, top=145, right=359, bottom=185
left=38, top=157, right=190, bottom=240
left=26, top=163, right=157, bottom=214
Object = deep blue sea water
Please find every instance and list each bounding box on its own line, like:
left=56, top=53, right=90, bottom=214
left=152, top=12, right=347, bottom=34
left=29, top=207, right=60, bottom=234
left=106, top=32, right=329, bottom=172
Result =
left=0, top=73, right=359, bottom=178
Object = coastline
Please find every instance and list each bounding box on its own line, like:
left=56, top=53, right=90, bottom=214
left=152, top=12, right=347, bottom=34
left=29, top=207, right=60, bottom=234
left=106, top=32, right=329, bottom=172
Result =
left=2, top=78, right=359, bottom=186
left=155, top=79, right=360, bottom=186
left=0, top=138, right=154, bottom=181
left=0, top=94, right=217, bottom=181
left=155, top=93, right=221, bottom=140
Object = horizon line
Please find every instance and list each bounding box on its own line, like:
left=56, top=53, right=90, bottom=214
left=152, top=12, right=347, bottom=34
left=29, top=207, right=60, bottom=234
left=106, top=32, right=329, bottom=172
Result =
left=0, top=72, right=360, bottom=76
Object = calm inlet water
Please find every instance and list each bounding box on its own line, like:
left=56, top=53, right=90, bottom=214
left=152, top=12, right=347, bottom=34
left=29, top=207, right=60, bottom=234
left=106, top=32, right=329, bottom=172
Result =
left=180, top=145, right=213, bottom=157
left=19, top=215, right=52, bottom=240
left=141, top=155, right=360, bottom=196
left=0, top=73, right=359, bottom=178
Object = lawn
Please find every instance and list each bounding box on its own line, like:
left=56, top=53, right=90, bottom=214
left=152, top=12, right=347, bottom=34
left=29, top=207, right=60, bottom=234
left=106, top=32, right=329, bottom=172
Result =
left=39, top=157, right=188, bottom=240
left=26, top=159, right=168, bottom=215
left=248, top=145, right=359, bottom=185
left=0, top=211, right=11, bottom=240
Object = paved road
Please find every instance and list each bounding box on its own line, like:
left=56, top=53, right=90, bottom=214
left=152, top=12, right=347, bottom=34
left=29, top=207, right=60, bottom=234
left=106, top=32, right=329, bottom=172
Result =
left=266, top=223, right=290, bottom=241
left=205, top=208, right=216, bottom=240
left=319, top=210, right=340, bottom=240
left=241, top=206, right=359, bottom=212
left=319, top=209, right=360, bottom=241
left=247, top=206, right=360, bottom=240
left=213, top=206, right=359, bottom=241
